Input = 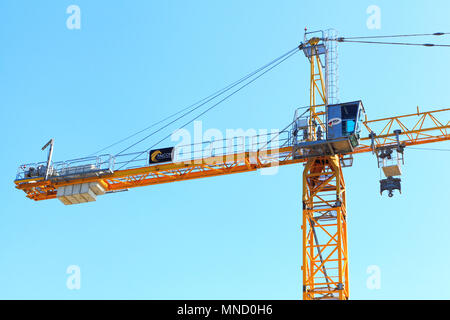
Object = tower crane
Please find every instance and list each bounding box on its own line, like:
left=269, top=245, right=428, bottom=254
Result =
left=14, top=29, right=450, bottom=300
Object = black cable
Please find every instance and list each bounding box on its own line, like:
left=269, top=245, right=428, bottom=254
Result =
left=257, top=108, right=310, bottom=152
left=114, top=46, right=299, bottom=157
left=89, top=47, right=299, bottom=157
left=87, top=105, right=199, bottom=157
left=88, top=86, right=246, bottom=157
left=335, top=39, right=450, bottom=47
left=337, top=32, right=449, bottom=40
left=116, top=49, right=299, bottom=170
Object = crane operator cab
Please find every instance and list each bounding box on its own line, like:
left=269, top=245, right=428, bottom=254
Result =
left=292, top=100, right=366, bottom=159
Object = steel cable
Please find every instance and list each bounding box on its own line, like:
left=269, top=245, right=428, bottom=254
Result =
left=116, top=49, right=300, bottom=170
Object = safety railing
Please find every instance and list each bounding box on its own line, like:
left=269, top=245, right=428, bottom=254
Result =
left=16, top=131, right=292, bottom=181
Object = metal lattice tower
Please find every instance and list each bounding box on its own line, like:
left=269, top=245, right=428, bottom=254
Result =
left=13, top=27, right=450, bottom=301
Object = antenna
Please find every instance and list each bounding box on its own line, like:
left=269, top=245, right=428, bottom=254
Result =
left=41, top=138, right=54, bottom=180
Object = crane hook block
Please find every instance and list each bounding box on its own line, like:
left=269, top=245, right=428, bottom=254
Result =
left=380, top=177, right=401, bottom=197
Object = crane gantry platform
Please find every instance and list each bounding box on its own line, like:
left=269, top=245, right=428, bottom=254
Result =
left=14, top=29, right=450, bottom=300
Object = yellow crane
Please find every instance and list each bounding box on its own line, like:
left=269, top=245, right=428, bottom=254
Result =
left=14, top=29, right=450, bottom=300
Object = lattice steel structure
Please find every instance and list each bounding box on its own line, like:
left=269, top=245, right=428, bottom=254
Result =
left=13, top=30, right=450, bottom=300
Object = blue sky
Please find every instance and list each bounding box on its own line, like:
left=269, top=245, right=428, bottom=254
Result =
left=1, top=0, right=450, bottom=299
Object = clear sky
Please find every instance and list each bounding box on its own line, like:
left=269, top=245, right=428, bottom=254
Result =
left=1, top=0, right=450, bottom=299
